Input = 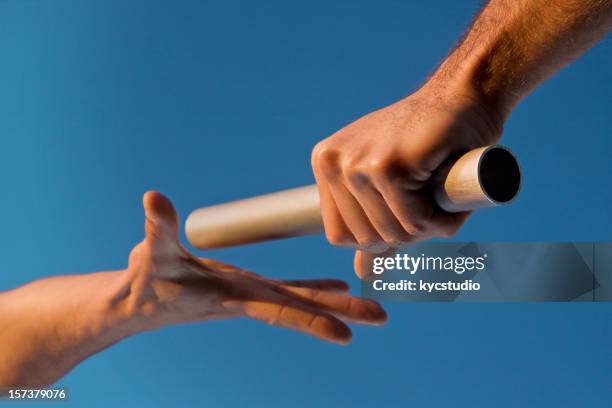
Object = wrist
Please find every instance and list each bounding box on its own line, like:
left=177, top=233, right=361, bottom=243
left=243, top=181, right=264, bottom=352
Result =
left=0, top=270, right=163, bottom=386
left=100, top=269, right=169, bottom=336
left=424, top=30, right=522, bottom=122
left=413, top=75, right=506, bottom=142
left=104, top=261, right=201, bottom=334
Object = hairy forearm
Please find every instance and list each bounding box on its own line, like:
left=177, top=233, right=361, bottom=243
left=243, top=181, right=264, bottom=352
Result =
left=429, top=0, right=612, bottom=117
left=0, top=271, right=152, bottom=387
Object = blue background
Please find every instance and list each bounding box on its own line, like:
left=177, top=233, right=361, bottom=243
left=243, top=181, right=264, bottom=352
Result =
left=0, top=0, right=610, bottom=406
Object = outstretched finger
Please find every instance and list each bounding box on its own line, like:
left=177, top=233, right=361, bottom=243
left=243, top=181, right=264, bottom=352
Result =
left=280, top=279, right=349, bottom=292
left=242, top=300, right=352, bottom=345
left=280, top=285, right=387, bottom=325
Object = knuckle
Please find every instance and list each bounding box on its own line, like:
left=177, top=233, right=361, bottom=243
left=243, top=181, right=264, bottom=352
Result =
left=312, top=143, right=341, bottom=178
left=344, top=167, right=370, bottom=191
left=312, top=141, right=336, bottom=165
left=366, top=158, right=391, bottom=176
left=367, top=161, right=403, bottom=191
left=317, top=160, right=335, bottom=179
left=345, top=162, right=392, bottom=195
left=311, top=140, right=326, bottom=162
left=310, top=142, right=324, bottom=168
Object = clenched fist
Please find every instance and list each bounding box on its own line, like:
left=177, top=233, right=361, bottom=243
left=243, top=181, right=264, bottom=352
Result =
left=311, top=84, right=503, bottom=278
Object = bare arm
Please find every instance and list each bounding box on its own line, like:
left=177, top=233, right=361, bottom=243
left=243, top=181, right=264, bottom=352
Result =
left=311, top=0, right=611, bottom=278
left=0, top=271, right=143, bottom=386
left=0, top=192, right=386, bottom=387
left=436, top=0, right=612, bottom=117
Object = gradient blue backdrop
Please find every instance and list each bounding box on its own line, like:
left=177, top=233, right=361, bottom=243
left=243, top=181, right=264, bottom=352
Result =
left=1, top=1, right=610, bottom=407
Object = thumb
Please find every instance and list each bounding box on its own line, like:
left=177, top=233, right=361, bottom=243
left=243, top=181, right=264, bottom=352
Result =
left=143, top=191, right=179, bottom=244
left=354, top=248, right=397, bottom=281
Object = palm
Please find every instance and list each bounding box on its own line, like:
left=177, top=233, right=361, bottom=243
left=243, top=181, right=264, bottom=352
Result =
left=127, top=191, right=386, bottom=344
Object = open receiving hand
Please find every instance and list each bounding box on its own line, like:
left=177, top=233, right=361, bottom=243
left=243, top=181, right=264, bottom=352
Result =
left=126, top=191, right=387, bottom=345
left=311, top=84, right=504, bottom=278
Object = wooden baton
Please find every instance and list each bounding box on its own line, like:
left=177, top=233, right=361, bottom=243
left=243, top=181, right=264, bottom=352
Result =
left=185, top=145, right=521, bottom=249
